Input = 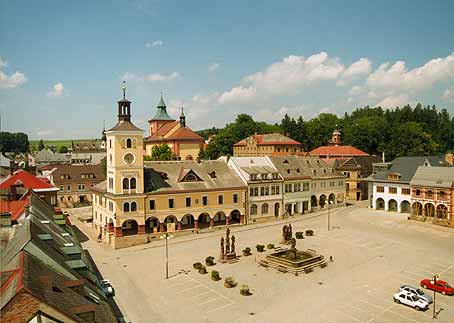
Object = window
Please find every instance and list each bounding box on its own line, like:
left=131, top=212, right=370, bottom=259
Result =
left=123, top=202, right=130, bottom=212
left=426, top=190, right=433, bottom=198
left=439, top=191, right=446, bottom=199
left=264, top=186, right=269, bottom=195
left=303, top=182, right=309, bottom=191
left=169, top=199, right=174, bottom=208
left=109, top=154, right=112, bottom=164
left=218, top=195, right=224, bottom=205
left=130, top=177, right=137, bottom=189
left=59, top=185, right=64, bottom=191
left=250, top=174, right=257, bottom=181
left=149, top=200, right=155, bottom=210
left=250, top=204, right=258, bottom=215
left=272, top=173, right=279, bottom=180
left=108, top=178, right=113, bottom=190
left=261, top=187, right=265, bottom=196
left=271, top=186, right=276, bottom=195
left=262, top=203, right=269, bottom=214
left=109, top=139, right=112, bottom=148
left=186, top=197, right=191, bottom=207
left=402, top=188, right=410, bottom=195
left=122, top=178, right=129, bottom=189
left=130, top=202, right=137, bottom=212
left=233, top=194, right=238, bottom=203
left=249, top=188, right=254, bottom=197
left=415, top=189, right=421, bottom=196
left=77, top=184, right=85, bottom=191
left=275, top=185, right=280, bottom=195
left=376, top=186, right=384, bottom=193
left=126, top=138, right=132, bottom=148
left=389, top=187, right=397, bottom=194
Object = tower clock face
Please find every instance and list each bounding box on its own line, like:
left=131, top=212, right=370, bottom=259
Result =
left=124, top=153, right=135, bottom=165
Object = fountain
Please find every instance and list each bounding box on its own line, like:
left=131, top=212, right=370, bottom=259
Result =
left=259, top=227, right=327, bottom=275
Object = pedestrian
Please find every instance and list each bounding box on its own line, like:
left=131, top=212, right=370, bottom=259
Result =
left=329, top=256, right=333, bottom=262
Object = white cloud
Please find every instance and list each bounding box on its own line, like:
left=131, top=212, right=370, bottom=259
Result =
left=36, top=129, right=55, bottom=137
left=145, top=40, right=163, bottom=48
left=218, top=86, right=257, bottom=104
left=0, top=57, right=7, bottom=68
left=337, top=58, right=372, bottom=86
left=122, top=71, right=181, bottom=82
left=376, top=94, right=409, bottom=109
left=443, top=87, right=454, bottom=102
left=244, top=52, right=345, bottom=94
left=46, top=82, right=65, bottom=97
left=348, top=85, right=365, bottom=96
left=208, top=63, right=220, bottom=72
left=0, top=70, right=27, bottom=89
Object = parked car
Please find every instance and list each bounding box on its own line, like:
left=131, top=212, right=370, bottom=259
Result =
left=399, top=285, right=433, bottom=303
left=420, top=279, right=454, bottom=296
left=100, top=279, right=114, bottom=296
left=393, top=291, right=429, bottom=311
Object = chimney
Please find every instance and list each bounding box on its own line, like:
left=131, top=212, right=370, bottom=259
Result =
left=445, top=153, right=454, bottom=166
left=9, top=160, right=16, bottom=175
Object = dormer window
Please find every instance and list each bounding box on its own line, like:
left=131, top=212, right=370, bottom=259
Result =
left=179, top=169, right=202, bottom=182
left=209, top=171, right=216, bottom=178
left=250, top=174, right=257, bottom=181
left=286, top=169, right=291, bottom=174
left=296, top=168, right=300, bottom=173
left=185, top=173, right=197, bottom=181
left=387, top=173, right=401, bottom=181
left=283, top=159, right=289, bottom=164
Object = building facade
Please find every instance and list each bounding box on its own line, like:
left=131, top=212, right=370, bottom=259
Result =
left=227, top=156, right=284, bottom=223
left=91, top=89, right=246, bottom=249
left=233, top=133, right=303, bottom=157
left=144, top=95, right=204, bottom=161
left=409, top=166, right=454, bottom=227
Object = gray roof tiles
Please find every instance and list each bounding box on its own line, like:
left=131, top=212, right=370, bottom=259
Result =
left=410, top=166, right=454, bottom=188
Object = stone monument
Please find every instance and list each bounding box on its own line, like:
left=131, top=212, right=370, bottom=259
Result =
left=219, top=228, right=237, bottom=262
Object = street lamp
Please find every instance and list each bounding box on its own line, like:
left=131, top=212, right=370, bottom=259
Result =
left=160, top=232, right=173, bottom=279
left=328, top=200, right=334, bottom=231
left=433, top=274, right=439, bottom=319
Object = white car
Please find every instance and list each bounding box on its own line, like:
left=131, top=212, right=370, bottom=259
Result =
left=393, top=291, right=429, bottom=311
left=399, top=285, right=433, bottom=303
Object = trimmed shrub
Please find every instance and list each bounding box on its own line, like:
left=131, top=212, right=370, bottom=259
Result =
left=240, top=285, right=252, bottom=296
left=198, top=265, right=207, bottom=274
left=295, top=232, right=304, bottom=239
left=211, top=270, right=221, bottom=281
left=242, top=247, right=251, bottom=256
left=256, top=244, right=265, bottom=252
left=304, top=267, right=313, bottom=274
left=267, top=243, right=275, bottom=250
left=193, top=262, right=203, bottom=270
left=224, top=277, right=236, bottom=288
left=305, top=230, right=314, bottom=236
left=205, top=256, right=215, bottom=266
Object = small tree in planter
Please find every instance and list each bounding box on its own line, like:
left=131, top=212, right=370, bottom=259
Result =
left=267, top=243, right=275, bottom=250
left=305, top=230, right=314, bottom=236
left=205, top=256, right=215, bottom=266
left=198, top=265, right=207, bottom=274
left=193, top=262, right=203, bottom=270
left=240, top=285, right=252, bottom=296
left=256, top=244, right=265, bottom=252
left=242, top=247, right=251, bottom=256
left=211, top=270, right=221, bottom=281
left=295, top=232, right=304, bottom=239
left=224, top=277, right=236, bottom=288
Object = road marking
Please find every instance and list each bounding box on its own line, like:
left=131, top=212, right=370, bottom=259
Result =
left=197, top=296, right=223, bottom=306
left=333, top=308, right=364, bottom=323
left=440, top=263, right=454, bottom=274
left=205, top=302, right=234, bottom=314
left=176, top=284, right=205, bottom=294
left=366, top=304, right=396, bottom=323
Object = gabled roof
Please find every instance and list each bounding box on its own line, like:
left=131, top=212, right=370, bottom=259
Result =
left=269, top=155, right=343, bottom=179
left=410, top=166, right=454, bottom=188
left=145, top=121, right=204, bottom=142
left=34, top=149, right=70, bottom=163
left=309, top=145, right=369, bottom=157
left=369, top=156, right=452, bottom=184
left=107, top=119, right=143, bottom=132
left=323, top=155, right=381, bottom=177
left=0, top=196, right=29, bottom=220
left=144, top=160, right=245, bottom=193
left=0, top=169, right=57, bottom=191
left=234, top=133, right=301, bottom=147
left=51, top=164, right=105, bottom=184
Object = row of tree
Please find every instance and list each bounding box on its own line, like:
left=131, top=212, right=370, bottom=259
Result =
left=0, top=132, right=29, bottom=153
left=199, top=104, right=454, bottom=161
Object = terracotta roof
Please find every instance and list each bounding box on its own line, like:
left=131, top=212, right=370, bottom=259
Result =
left=167, top=127, right=204, bottom=140
left=309, top=145, right=369, bottom=157
left=146, top=121, right=204, bottom=142
left=0, top=197, right=29, bottom=220
left=234, top=133, right=301, bottom=147
left=107, top=120, right=143, bottom=132
left=155, top=121, right=179, bottom=136
left=0, top=170, right=56, bottom=191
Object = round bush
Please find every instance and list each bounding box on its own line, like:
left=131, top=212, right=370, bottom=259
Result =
left=256, top=244, right=265, bottom=252
left=193, top=262, right=203, bottom=270
left=211, top=270, right=221, bottom=281
left=267, top=243, right=275, bottom=249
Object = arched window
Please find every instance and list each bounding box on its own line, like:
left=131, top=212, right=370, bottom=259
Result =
left=250, top=204, right=258, bottom=215
left=130, top=177, right=137, bottom=189
left=109, top=154, right=112, bottom=164
left=126, top=138, right=132, bottom=148
left=262, top=203, right=269, bottom=214
left=131, top=201, right=137, bottom=212
left=123, top=202, right=130, bottom=212
left=122, top=178, right=129, bottom=189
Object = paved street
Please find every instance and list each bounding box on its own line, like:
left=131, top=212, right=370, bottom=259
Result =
left=74, top=206, right=454, bottom=323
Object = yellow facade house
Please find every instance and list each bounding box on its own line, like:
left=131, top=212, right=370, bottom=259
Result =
left=92, top=87, right=246, bottom=249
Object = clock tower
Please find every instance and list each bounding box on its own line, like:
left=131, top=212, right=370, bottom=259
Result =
left=105, top=82, right=144, bottom=196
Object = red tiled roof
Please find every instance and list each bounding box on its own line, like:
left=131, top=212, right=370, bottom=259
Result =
left=146, top=122, right=204, bottom=142
left=155, top=121, right=179, bottom=136
left=0, top=170, right=56, bottom=190
left=234, top=133, right=301, bottom=147
left=0, top=196, right=29, bottom=220
left=167, top=127, right=204, bottom=140
left=310, top=145, right=369, bottom=157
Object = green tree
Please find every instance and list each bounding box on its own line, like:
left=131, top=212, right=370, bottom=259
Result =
left=38, top=139, right=45, bottom=151
left=59, top=145, right=68, bottom=153
left=0, top=132, right=29, bottom=153
left=151, top=144, right=173, bottom=161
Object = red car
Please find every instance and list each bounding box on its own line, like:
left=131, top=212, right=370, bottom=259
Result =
left=420, top=279, right=454, bottom=295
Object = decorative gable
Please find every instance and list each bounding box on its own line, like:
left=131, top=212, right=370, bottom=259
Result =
left=178, top=168, right=203, bottom=182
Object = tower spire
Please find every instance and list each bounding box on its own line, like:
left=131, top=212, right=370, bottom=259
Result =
left=180, top=104, right=186, bottom=127
left=122, top=81, right=126, bottom=100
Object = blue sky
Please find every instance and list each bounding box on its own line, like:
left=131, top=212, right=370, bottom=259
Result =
left=1, top=0, right=454, bottom=139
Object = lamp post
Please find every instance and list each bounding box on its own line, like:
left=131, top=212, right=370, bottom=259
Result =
left=433, top=274, right=438, bottom=319
left=328, top=200, right=334, bottom=231
left=160, top=232, right=173, bottom=279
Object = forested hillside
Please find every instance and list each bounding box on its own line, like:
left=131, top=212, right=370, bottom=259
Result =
left=199, top=104, right=454, bottom=161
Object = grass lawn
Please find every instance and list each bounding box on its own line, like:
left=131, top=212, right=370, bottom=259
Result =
left=29, top=139, right=93, bottom=151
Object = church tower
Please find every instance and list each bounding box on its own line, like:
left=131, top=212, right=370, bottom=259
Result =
left=105, top=82, right=144, bottom=196
left=148, top=94, right=175, bottom=136
left=329, top=128, right=342, bottom=146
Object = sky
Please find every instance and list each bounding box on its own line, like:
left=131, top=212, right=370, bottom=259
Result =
left=1, top=0, right=454, bottom=140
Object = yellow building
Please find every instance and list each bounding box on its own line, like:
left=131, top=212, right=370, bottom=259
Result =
left=92, top=88, right=246, bottom=249
left=233, top=133, right=303, bottom=157
left=144, top=95, right=204, bottom=161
